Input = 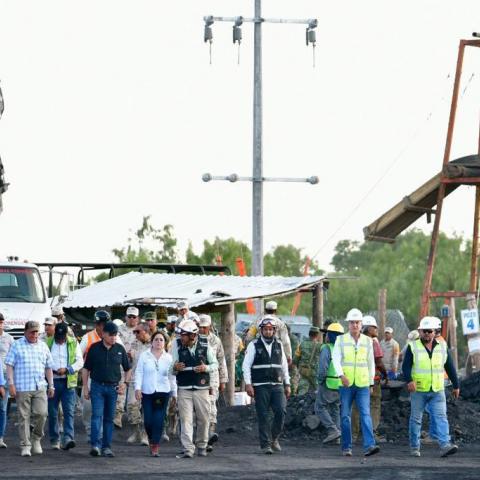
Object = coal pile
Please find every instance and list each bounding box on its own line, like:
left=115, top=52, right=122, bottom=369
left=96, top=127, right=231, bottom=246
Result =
left=282, top=384, right=480, bottom=444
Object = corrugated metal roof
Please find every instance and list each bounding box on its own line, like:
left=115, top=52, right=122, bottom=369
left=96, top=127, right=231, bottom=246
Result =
left=61, top=272, right=326, bottom=309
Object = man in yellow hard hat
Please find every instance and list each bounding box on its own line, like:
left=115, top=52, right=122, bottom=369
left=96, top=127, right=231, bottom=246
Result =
left=315, top=322, right=344, bottom=444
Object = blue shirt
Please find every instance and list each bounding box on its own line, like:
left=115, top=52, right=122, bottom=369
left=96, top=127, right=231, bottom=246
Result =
left=5, top=337, right=53, bottom=392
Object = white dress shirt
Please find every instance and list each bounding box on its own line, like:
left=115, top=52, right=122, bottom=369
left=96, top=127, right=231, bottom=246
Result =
left=51, top=340, right=83, bottom=379
left=242, top=337, right=290, bottom=386
left=135, top=349, right=177, bottom=397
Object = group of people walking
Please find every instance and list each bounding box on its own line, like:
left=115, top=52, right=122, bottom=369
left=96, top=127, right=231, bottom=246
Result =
left=0, top=301, right=461, bottom=460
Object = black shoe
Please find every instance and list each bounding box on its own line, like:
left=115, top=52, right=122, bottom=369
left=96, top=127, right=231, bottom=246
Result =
left=89, top=447, right=101, bottom=457
left=208, top=433, right=219, bottom=446
left=62, top=440, right=76, bottom=450
left=364, top=445, right=380, bottom=457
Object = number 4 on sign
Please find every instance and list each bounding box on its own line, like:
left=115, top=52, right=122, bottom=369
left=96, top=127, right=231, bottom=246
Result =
left=461, top=309, right=480, bottom=335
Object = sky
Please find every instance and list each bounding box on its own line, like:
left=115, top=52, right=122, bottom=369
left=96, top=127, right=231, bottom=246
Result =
left=0, top=0, right=480, bottom=274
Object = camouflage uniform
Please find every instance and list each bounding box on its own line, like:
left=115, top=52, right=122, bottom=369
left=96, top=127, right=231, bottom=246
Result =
left=289, top=332, right=300, bottom=395
left=127, top=338, right=150, bottom=425
left=294, top=338, right=322, bottom=395
left=116, top=324, right=137, bottom=427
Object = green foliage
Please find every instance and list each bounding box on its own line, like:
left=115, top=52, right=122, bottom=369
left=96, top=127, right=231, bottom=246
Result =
left=112, top=216, right=178, bottom=264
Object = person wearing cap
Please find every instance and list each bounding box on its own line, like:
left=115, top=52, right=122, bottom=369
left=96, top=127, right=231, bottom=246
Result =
left=171, top=319, right=218, bottom=458
left=5, top=321, right=54, bottom=457
left=115, top=306, right=140, bottom=429
left=315, top=322, right=344, bottom=444
left=126, top=323, right=151, bottom=445
left=39, top=317, right=57, bottom=343
left=294, top=326, right=322, bottom=395
left=46, top=323, right=83, bottom=450
left=332, top=308, right=379, bottom=457
left=198, top=314, right=228, bottom=451
left=82, top=321, right=132, bottom=457
left=402, top=316, right=459, bottom=458
left=243, top=316, right=290, bottom=454
left=380, top=327, right=400, bottom=380
left=0, top=313, right=13, bottom=448
left=51, top=306, right=75, bottom=337
left=246, top=303, right=292, bottom=367
left=79, top=310, right=110, bottom=436
left=351, top=315, right=387, bottom=443
left=177, top=301, right=200, bottom=324
left=166, top=316, right=177, bottom=339
left=144, top=311, right=160, bottom=336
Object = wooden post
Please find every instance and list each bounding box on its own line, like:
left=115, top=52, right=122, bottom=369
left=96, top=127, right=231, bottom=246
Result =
left=448, top=297, right=458, bottom=370
left=378, top=289, right=387, bottom=341
left=220, top=303, right=236, bottom=406
left=312, top=282, right=323, bottom=328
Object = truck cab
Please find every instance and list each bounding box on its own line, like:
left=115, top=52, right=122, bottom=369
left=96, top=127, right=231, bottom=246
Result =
left=0, top=260, right=49, bottom=338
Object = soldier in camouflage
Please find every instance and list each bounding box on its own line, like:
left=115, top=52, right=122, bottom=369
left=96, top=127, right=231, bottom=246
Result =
left=294, top=327, right=322, bottom=395
left=126, top=323, right=151, bottom=445
left=287, top=325, right=299, bottom=395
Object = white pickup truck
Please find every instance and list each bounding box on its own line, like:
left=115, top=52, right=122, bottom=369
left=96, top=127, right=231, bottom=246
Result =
left=0, top=260, right=50, bottom=338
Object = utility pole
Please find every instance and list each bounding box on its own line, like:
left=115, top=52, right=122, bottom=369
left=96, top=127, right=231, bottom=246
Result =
left=202, top=2, right=318, bottom=310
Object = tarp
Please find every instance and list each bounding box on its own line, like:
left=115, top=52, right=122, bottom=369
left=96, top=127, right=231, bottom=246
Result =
left=61, top=271, right=326, bottom=309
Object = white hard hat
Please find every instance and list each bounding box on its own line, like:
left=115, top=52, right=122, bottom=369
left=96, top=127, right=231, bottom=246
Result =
left=51, top=305, right=64, bottom=316
left=362, top=315, right=377, bottom=327
left=259, top=315, right=277, bottom=329
left=345, top=308, right=363, bottom=322
left=265, top=300, right=278, bottom=310
left=198, top=314, right=212, bottom=327
left=179, top=319, right=198, bottom=334
left=126, top=306, right=139, bottom=317
left=418, top=316, right=441, bottom=330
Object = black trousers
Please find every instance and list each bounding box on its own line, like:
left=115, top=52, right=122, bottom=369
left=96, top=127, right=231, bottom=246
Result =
left=253, top=384, right=286, bottom=448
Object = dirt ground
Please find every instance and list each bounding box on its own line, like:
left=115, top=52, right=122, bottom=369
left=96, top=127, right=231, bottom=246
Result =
left=1, top=405, right=480, bottom=480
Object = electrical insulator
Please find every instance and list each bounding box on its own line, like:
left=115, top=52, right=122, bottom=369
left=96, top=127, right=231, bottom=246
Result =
left=233, top=26, right=242, bottom=44
left=204, top=25, right=213, bottom=43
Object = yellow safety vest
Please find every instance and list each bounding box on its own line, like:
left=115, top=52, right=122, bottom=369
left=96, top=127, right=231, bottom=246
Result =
left=410, top=339, right=447, bottom=393
left=337, top=333, right=371, bottom=388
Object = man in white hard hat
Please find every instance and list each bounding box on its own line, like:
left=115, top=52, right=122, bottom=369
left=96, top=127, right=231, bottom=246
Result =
left=243, top=316, right=290, bottom=454
left=198, top=314, right=228, bottom=451
left=402, top=316, right=459, bottom=458
left=332, top=308, right=379, bottom=457
left=245, top=300, right=292, bottom=366
left=351, top=315, right=387, bottom=442
left=172, top=319, right=218, bottom=458
left=177, top=301, right=200, bottom=324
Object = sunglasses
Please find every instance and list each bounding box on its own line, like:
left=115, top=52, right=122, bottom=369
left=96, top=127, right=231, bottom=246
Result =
left=127, top=315, right=138, bottom=319
left=422, top=329, right=434, bottom=334
left=133, top=330, right=142, bottom=334
left=146, top=319, right=156, bottom=322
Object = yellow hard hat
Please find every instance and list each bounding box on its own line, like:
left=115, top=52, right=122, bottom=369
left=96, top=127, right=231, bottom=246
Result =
left=326, top=322, right=344, bottom=334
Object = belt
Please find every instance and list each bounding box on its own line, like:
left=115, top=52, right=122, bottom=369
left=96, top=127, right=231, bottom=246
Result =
left=92, top=380, right=118, bottom=386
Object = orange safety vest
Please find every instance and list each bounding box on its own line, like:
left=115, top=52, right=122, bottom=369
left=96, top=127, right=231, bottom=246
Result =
left=84, top=330, right=101, bottom=357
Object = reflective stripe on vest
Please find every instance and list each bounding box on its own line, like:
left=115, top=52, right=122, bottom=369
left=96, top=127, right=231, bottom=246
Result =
left=321, top=343, right=341, bottom=390
left=46, top=336, right=79, bottom=389
left=251, top=338, right=284, bottom=386
left=410, top=339, right=447, bottom=392
left=338, top=333, right=371, bottom=388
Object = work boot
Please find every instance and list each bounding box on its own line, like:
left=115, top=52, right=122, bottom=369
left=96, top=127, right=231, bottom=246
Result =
left=176, top=452, right=193, bottom=459
left=31, top=439, right=43, bottom=455
left=21, top=446, right=31, bottom=457
left=323, top=428, right=341, bottom=444
left=101, top=448, right=115, bottom=457
left=440, top=443, right=458, bottom=457
left=51, top=441, right=60, bottom=450
left=261, top=446, right=273, bottom=455
left=62, top=439, right=76, bottom=450
left=0, top=437, right=7, bottom=448
left=140, top=430, right=149, bottom=446
left=272, top=439, right=282, bottom=452
left=342, top=449, right=353, bottom=457
left=113, top=411, right=123, bottom=429
left=127, top=426, right=140, bottom=444
left=208, top=432, right=219, bottom=446
left=364, top=445, right=380, bottom=457
left=89, top=447, right=101, bottom=457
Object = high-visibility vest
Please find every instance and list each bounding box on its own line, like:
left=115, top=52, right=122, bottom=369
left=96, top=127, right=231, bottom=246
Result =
left=46, top=336, right=79, bottom=389
left=321, top=343, right=341, bottom=390
left=84, top=330, right=101, bottom=357
left=410, top=339, right=447, bottom=392
left=337, top=333, right=371, bottom=388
